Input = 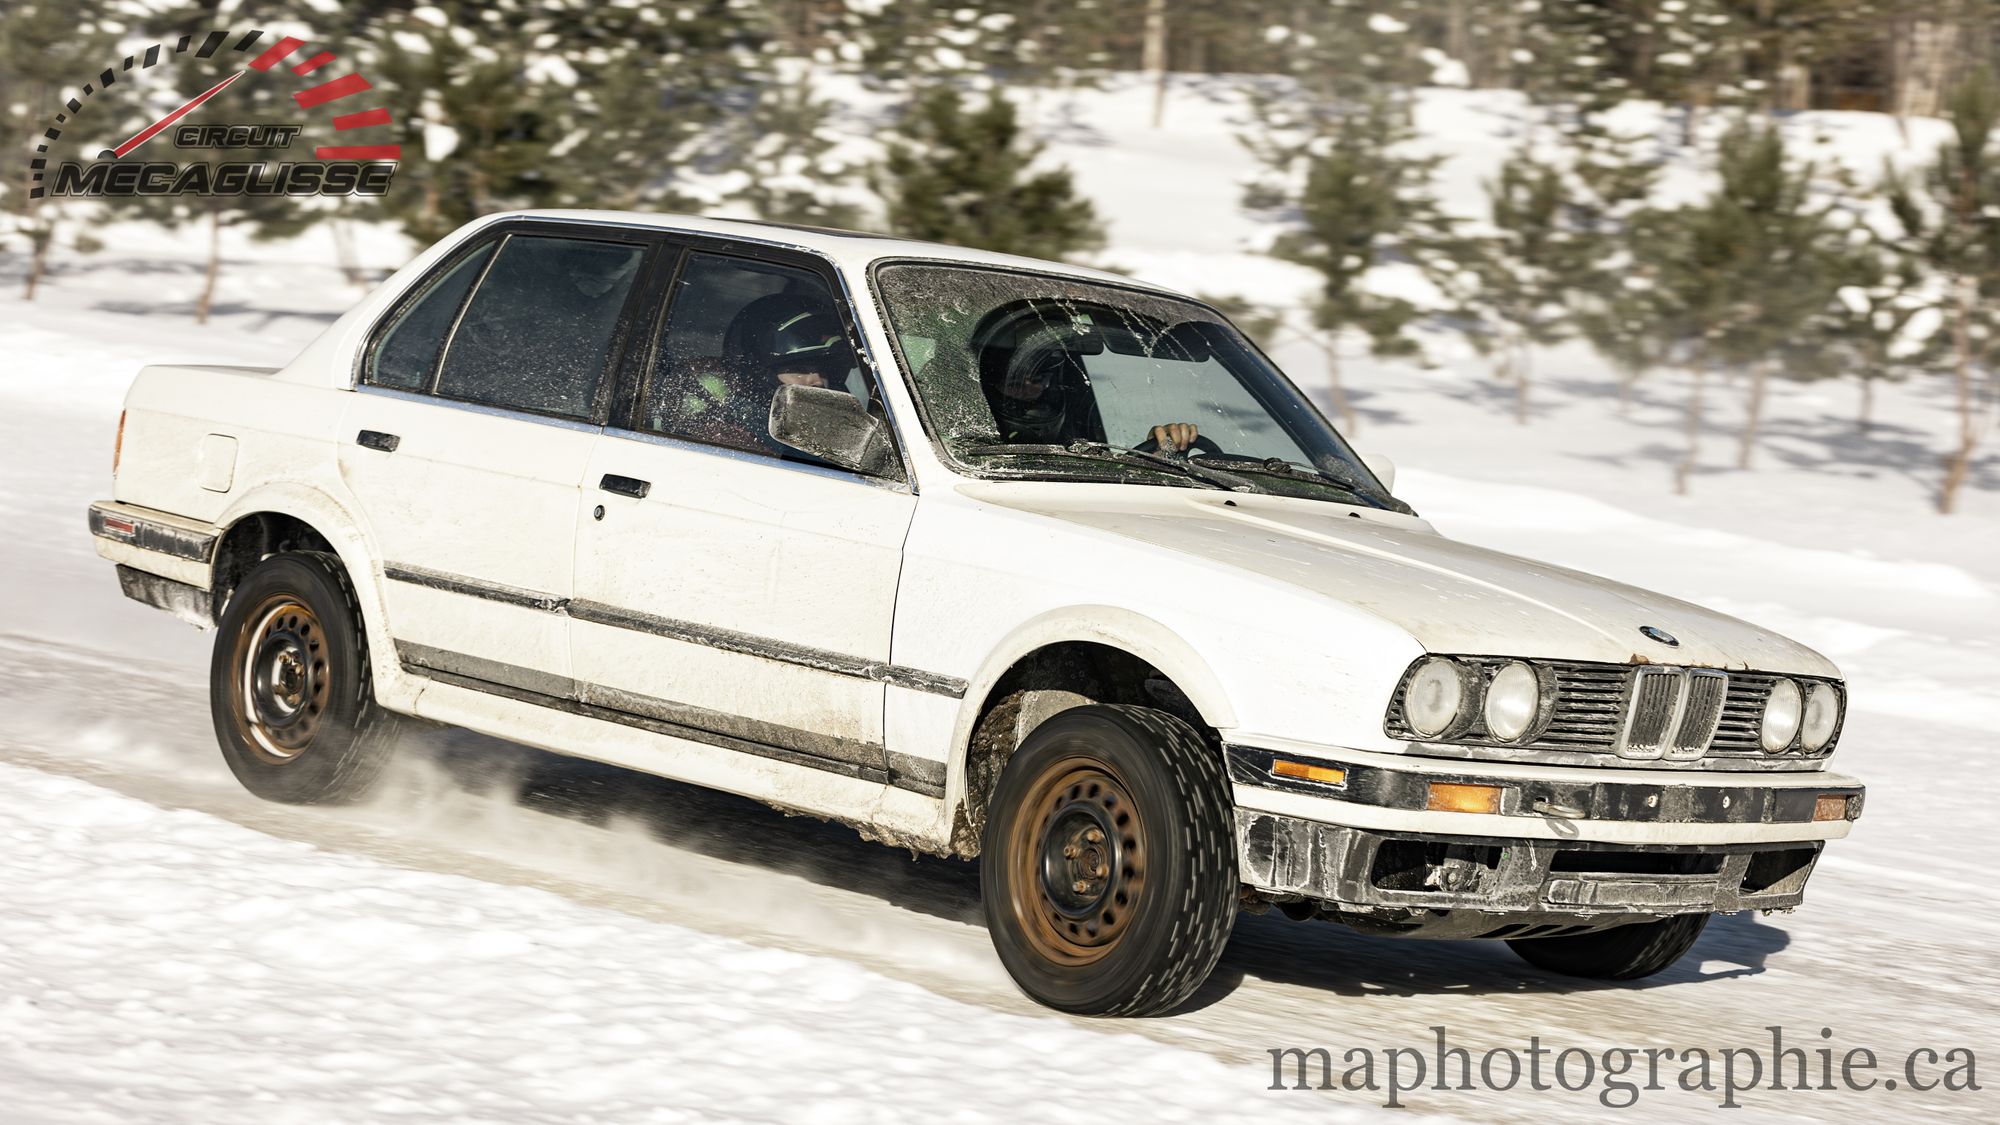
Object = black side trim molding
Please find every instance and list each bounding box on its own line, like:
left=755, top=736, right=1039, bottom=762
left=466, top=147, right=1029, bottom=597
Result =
left=383, top=563, right=567, bottom=613
left=567, top=598, right=877, bottom=680
left=397, top=641, right=948, bottom=798
left=383, top=562, right=968, bottom=698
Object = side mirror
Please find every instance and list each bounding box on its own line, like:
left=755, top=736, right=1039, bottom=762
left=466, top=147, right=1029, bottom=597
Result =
left=1360, top=451, right=1396, bottom=493
left=769, top=384, right=895, bottom=477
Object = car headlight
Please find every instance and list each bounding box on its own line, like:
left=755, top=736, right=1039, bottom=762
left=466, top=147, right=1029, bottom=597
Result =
left=1405, top=657, right=1470, bottom=737
left=1483, top=661, right=1541, bottom=741
left=1800, top=682, right=1840, bottom=752
left=1761, top=678, right=1803, bottom=752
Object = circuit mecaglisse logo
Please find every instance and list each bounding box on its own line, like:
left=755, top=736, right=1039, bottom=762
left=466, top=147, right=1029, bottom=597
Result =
left=31, top=28, right=398, bottom=199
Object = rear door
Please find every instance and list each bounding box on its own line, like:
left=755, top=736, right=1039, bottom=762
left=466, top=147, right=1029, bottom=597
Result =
left=569, top=244, right=919, bottom=785
left=339, top=223, right=659, bottom=692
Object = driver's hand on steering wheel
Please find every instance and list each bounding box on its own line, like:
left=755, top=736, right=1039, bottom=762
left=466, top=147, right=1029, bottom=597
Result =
left=1148, top=423, right=1199, bottom=454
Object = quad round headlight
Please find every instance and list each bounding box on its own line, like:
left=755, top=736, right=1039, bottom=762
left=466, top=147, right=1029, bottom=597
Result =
left=1800, top=682, right=1840, bottom=752
left=1483, top=661, right=1541, bottom=742
left=1761, top=678, right=1803, bottom=753
left=1405, top=657, right=1469, bottom=737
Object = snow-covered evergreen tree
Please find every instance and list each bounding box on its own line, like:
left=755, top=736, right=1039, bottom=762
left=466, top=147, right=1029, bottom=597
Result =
left=1631, top=119, right=1849, bottom=488
left=1885, top=65, right=2000, bottom=514
left=871, top=85, right=1102, bottom=259
left=1240, top=2, right=1456, bottom=431
left=1459, top=149, right=1587, bottom=423
left=719, top=64, right=864, bottom=229
left=96, top=1, right=324, bottom=323
left=358, top=0, right=763, bottom=244
left=0, top=1, right=119, bottom=299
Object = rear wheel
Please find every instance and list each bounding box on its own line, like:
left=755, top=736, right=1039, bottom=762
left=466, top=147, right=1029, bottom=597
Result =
left=980, top=705, right=1236, bottom=1016
left=1508, top=913, right=1710, bottom=980
left=210, top=551, right=400, bottom=804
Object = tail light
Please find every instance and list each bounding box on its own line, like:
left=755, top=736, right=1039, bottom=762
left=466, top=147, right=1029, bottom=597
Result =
left=112, top=410, right=126, bottom=477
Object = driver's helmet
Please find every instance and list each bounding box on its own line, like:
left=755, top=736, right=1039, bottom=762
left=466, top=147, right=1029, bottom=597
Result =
left=726, top=292, right=852, bottom=386
left=979, top=320, right=1091, bottom=445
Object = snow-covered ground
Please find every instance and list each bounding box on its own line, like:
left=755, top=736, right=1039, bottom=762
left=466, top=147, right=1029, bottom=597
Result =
left=3, top=77, right=1996, bottom=1122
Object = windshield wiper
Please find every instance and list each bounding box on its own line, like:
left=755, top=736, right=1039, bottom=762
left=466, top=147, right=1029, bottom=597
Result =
left=965, top=441, right=1251, bottom=492
left=1188, top=455, right=1400, bottom=509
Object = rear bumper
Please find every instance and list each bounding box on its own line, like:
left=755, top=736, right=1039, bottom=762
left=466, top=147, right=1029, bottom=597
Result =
left=89, top=501, right=218, bottom=585
left=89, top=501, right=219, bottom=627
left=1228, top=742, right=1861, bottom=935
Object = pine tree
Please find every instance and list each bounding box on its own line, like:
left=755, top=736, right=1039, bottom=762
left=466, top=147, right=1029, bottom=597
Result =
left=1237, top=1, right=1459, bottom=433
left=720, top=67, right=863, bottom=229
left=1793, top=236, right=1928, bottom=434
left=1885, top=66, right=2000, bottom=514
left=838, top=2, right=1115, bottom=89
left=1651, top=0, right=1746, bottom=145
left=1564, top=122, right=1670, bottom=410
left=1460, top=148, right=1587, bottom=424
left=871, top=85, right=1102, bottom=259
left=358, top=0, right=763, bottom=244
left=1243, top=69, right=1456, bottom=433
left=1634, top=119, right=1848, bottom=490
left=0, top=1, right=117, bottom=299
left=96, top=1, right=320, bottom=323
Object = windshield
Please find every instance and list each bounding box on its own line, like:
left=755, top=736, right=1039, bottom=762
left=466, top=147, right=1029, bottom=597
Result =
left=872, top=261, right=1402, bottom=510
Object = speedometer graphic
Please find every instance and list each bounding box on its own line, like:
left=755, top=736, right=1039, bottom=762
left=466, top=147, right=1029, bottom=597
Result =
left=30, top=28, right=400, bottom=199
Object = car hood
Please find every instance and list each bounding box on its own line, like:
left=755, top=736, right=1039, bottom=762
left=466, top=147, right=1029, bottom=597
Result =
left=970, top=485, right=1837, bottom=677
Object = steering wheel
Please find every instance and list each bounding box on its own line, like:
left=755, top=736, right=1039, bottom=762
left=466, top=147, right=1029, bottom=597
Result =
left=1134, top=432, right=1225, bottom=458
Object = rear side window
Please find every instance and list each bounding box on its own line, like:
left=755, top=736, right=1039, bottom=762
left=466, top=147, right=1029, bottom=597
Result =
left=434, top=235, right=646, bottom=419
left=364, top=242, right=495, bottom=390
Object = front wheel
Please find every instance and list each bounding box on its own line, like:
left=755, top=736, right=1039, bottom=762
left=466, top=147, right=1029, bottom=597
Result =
left=1508, top=913, right=1710, bottom=980
left=209, top=551, right=401, bottom=804
left=980, top=705, right=1237, bottom=1016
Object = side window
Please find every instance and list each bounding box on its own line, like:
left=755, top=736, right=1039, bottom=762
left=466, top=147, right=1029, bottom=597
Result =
left=643, top=252, right=864, bottom=458
left=434, top=234, right=646, bottom=419
left=364, top=241, right=495, bottom=390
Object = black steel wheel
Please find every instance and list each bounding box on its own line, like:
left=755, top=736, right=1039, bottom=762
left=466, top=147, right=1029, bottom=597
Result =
left=981, top=705, right=1236, bottom=1016
left=210, top=551, right=400, bottom=804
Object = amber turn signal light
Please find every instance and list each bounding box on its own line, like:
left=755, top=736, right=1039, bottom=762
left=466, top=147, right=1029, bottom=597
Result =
left=1813, top=794, right=1851, bottom=822
left=1271, top=759, right=1345, bottom=786
left=112, top=410, right=126, bottom=477
left=1427, top=782, right=1503, bottom=814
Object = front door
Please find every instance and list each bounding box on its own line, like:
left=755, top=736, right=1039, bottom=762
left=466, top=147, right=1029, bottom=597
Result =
left=570, top=248, right=915, bottom=783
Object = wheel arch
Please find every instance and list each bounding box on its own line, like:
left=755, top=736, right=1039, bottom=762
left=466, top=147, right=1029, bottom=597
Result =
left=944, top=607, right=1238, bottom=857
left=209, top=483, right=405, bottom=706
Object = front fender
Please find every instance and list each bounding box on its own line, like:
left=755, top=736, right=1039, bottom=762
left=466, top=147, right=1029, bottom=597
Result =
left=954, top=604, right=1241, bottom=739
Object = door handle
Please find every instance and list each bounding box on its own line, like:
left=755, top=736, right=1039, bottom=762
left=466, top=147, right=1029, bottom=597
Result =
left=599, top=473, right=651, bottom=499
left=356, top=429, right=400, bottom=452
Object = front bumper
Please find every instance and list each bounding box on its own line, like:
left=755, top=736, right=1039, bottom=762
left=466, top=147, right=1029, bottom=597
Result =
left=1227, top=742, right=1862, bottom=937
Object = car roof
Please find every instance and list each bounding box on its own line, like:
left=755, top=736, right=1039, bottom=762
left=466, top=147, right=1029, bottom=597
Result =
left=493, top=208, right=1175, bottom=294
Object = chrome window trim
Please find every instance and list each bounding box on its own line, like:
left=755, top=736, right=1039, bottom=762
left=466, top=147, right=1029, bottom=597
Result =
left=428, top=233, right=507, bottom=395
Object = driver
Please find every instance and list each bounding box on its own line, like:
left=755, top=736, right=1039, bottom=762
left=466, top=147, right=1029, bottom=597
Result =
left=979, top=325, right=1200, bottom=452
